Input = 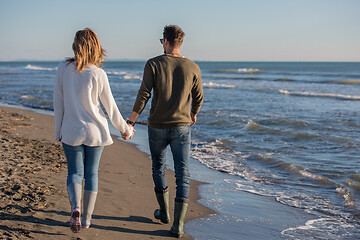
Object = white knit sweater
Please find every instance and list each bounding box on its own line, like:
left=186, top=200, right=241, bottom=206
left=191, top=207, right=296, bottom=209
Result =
left=53, top=61, right=132, bottom=146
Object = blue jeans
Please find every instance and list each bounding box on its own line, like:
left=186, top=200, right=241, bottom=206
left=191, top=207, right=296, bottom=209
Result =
left=148, top=126, right=191, bottom=200
left=62, top=143, right=104, bottom=192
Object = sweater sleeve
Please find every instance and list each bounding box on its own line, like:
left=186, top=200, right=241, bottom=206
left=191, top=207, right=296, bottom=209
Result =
left=132, top=61, right=153, bottom=114
left=191, top=67, right=204, bottom=114
left=53, top=63, right=64, bottom=141
left=98, top=70, right=133, bottom=136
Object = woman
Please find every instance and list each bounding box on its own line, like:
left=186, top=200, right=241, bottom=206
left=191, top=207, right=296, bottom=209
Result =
left=53, top=28, right=133, bottom=233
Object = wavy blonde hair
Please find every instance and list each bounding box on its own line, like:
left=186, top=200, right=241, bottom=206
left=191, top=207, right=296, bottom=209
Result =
left=67, top=28, right=106, bottom=72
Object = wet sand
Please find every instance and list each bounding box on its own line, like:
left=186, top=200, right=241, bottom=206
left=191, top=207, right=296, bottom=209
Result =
left=0, top=106, right=214, bottom=239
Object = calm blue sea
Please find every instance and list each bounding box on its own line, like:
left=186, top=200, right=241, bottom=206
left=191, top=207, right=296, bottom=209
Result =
left=0, top=61, right=359, bottom=239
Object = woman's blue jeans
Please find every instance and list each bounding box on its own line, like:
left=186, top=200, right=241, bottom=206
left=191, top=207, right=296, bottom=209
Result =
left=148, top=126, right=191, bottom=200
left=62, top=143, right=104, bottom=192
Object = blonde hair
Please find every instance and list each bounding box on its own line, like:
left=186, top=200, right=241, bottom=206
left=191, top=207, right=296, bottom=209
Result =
left=67, top=28, right=106, bottom=72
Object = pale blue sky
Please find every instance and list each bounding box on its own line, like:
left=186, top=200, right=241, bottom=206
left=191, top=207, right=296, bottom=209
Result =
left=0, top=0, right=359, bottom=61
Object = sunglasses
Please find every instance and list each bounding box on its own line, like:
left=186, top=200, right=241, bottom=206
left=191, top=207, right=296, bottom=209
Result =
left=160, top=38, right=164, bottom=44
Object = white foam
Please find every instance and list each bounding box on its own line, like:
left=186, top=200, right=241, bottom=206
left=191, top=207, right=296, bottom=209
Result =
left=298, top=170, right=331, bottom=184
left=25, top=64, right=57, bottom=71
left=20, top=95, right=36, bottom=101
left=203, top=82, right=235, bottom=89
left=281, top=218, right=334, bottom=234
left=237, top=68, right=261, bottom=73
left=106, top=70, right=127, bottom=75
left=106, top=71, right=141, bottom=80
left=235, top=183, right=278, bottom=198
left=191, top=140, right=263, bottom=182
left=123, top=74, right=142, bottom=80
left=281, top=218, right=359, bottom=239
left=279, top=89, right=360, bottom=100
left=246, top=120, right=264, bottom=130
left=335, top=186, right=357, bottom=208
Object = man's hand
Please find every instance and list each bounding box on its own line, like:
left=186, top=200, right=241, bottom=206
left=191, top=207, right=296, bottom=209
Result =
left=128, top=125, right=135, bottom=139
left=190, top=112, right=197, bottom=126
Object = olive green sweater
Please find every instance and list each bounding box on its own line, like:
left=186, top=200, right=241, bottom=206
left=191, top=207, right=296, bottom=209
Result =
left=133, top=54, right=204, bottom=128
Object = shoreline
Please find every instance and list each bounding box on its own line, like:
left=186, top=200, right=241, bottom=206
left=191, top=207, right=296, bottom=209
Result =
left=0, top=105, right=214, bottom=239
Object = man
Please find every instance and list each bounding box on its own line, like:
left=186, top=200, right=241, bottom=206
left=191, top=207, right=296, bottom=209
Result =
left=126, top=25, right=203, bottom=238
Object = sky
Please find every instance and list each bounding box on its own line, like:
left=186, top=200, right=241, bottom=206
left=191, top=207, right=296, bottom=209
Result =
left=0, top=0, right=359, bottom=62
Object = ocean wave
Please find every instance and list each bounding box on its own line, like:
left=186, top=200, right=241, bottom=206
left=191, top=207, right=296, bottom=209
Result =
left=275, top=78, right=295, bottom=82
left=123, top=74, right=142, bottom=80
left=281, top=218, right=360, bottom=240
left=279, top=89, right=360, bottom=100
left=25, top=64, right=57, bottom=71
left=245, top=120, right=284, bottom=135
left=237, top=68, right=261, bottom=73
left=345, top=179, right=360, bottom=191
left=106, top=70, right=142, bottom=80
left=252, top=154, right=332, bottom=185
left=234, top=183, right=278, bottom=198
left=20, top=95, right=37, bottom=101
left=214, top=68, right=262, bottom=74
left=190, top=140, right=262, bottom=181
left=335, top=186, right=357, bottom=209
left=209, top=120, right=231, bottom=126
left=268, top=117, right=309, bottom=127
left=106, top=70, right=127, bottom=75
left=202, top=74, right=261, bottom=81
left=328, top=79, right=360, bottom=85
left=246, top=120, right=268, bottom=131
left=232, top=171, right=355, bottom=223
left=203, top=82, right=235, bottom=89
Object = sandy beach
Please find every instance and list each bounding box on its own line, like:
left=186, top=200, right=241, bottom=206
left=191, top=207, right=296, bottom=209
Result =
left=0, top=105, right=214, bottom=239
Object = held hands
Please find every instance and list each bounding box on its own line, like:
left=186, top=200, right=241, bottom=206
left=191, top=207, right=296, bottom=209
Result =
left=121, top=125, right=135, bottom=140
left=122, top=113, right=139, bottom=140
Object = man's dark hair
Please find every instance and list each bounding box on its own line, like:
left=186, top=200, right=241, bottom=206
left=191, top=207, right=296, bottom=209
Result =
left=163, top=25, right=185, bottom=47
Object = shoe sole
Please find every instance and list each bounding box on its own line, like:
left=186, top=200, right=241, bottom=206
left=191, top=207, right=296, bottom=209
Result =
left=70, top=210, right=81, bottom=233
left=154, top=209, right=170, bottom=224
left=170, top=230, right=183, bottom=238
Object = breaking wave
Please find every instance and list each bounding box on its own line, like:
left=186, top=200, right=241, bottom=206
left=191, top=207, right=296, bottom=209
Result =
left=214, top=68, right=262, bottom=74
left=203, top=82, right=235, bottom=89
left=25, top=64, right=57, bottom=71
left=279, top=89, right=360, bottom=100
left=106, top=70, right=142, bottom=80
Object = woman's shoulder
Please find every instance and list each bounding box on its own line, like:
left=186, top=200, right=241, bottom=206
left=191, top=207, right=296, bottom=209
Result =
left=84, top=65, right=108, bottom=83
left=57, top=60, right=76, bottom=72
left=89, top=65, right=107, bottom=77
left=57, top=60, right=68, bottom=70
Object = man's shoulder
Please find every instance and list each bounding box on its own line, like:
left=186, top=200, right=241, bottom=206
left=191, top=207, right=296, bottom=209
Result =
left=147, top=55, right=166, bottom=63
left=146, top=55, right=200, bottom=73
left=181, top=58, right=200, bottom=74
left=183, top=57, right=199, bottom=67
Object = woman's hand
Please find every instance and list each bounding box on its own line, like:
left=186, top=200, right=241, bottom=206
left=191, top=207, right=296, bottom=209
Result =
left=121, top=126, right=135, bottom=140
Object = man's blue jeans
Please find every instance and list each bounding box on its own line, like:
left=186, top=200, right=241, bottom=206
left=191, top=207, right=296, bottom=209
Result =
left=148, top=126, right=191, bottom=200
left=62, top=143, right=104, bottom=192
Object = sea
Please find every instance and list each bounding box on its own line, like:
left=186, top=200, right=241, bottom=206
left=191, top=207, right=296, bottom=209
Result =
left=0, top=60, right=359, bottom=239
